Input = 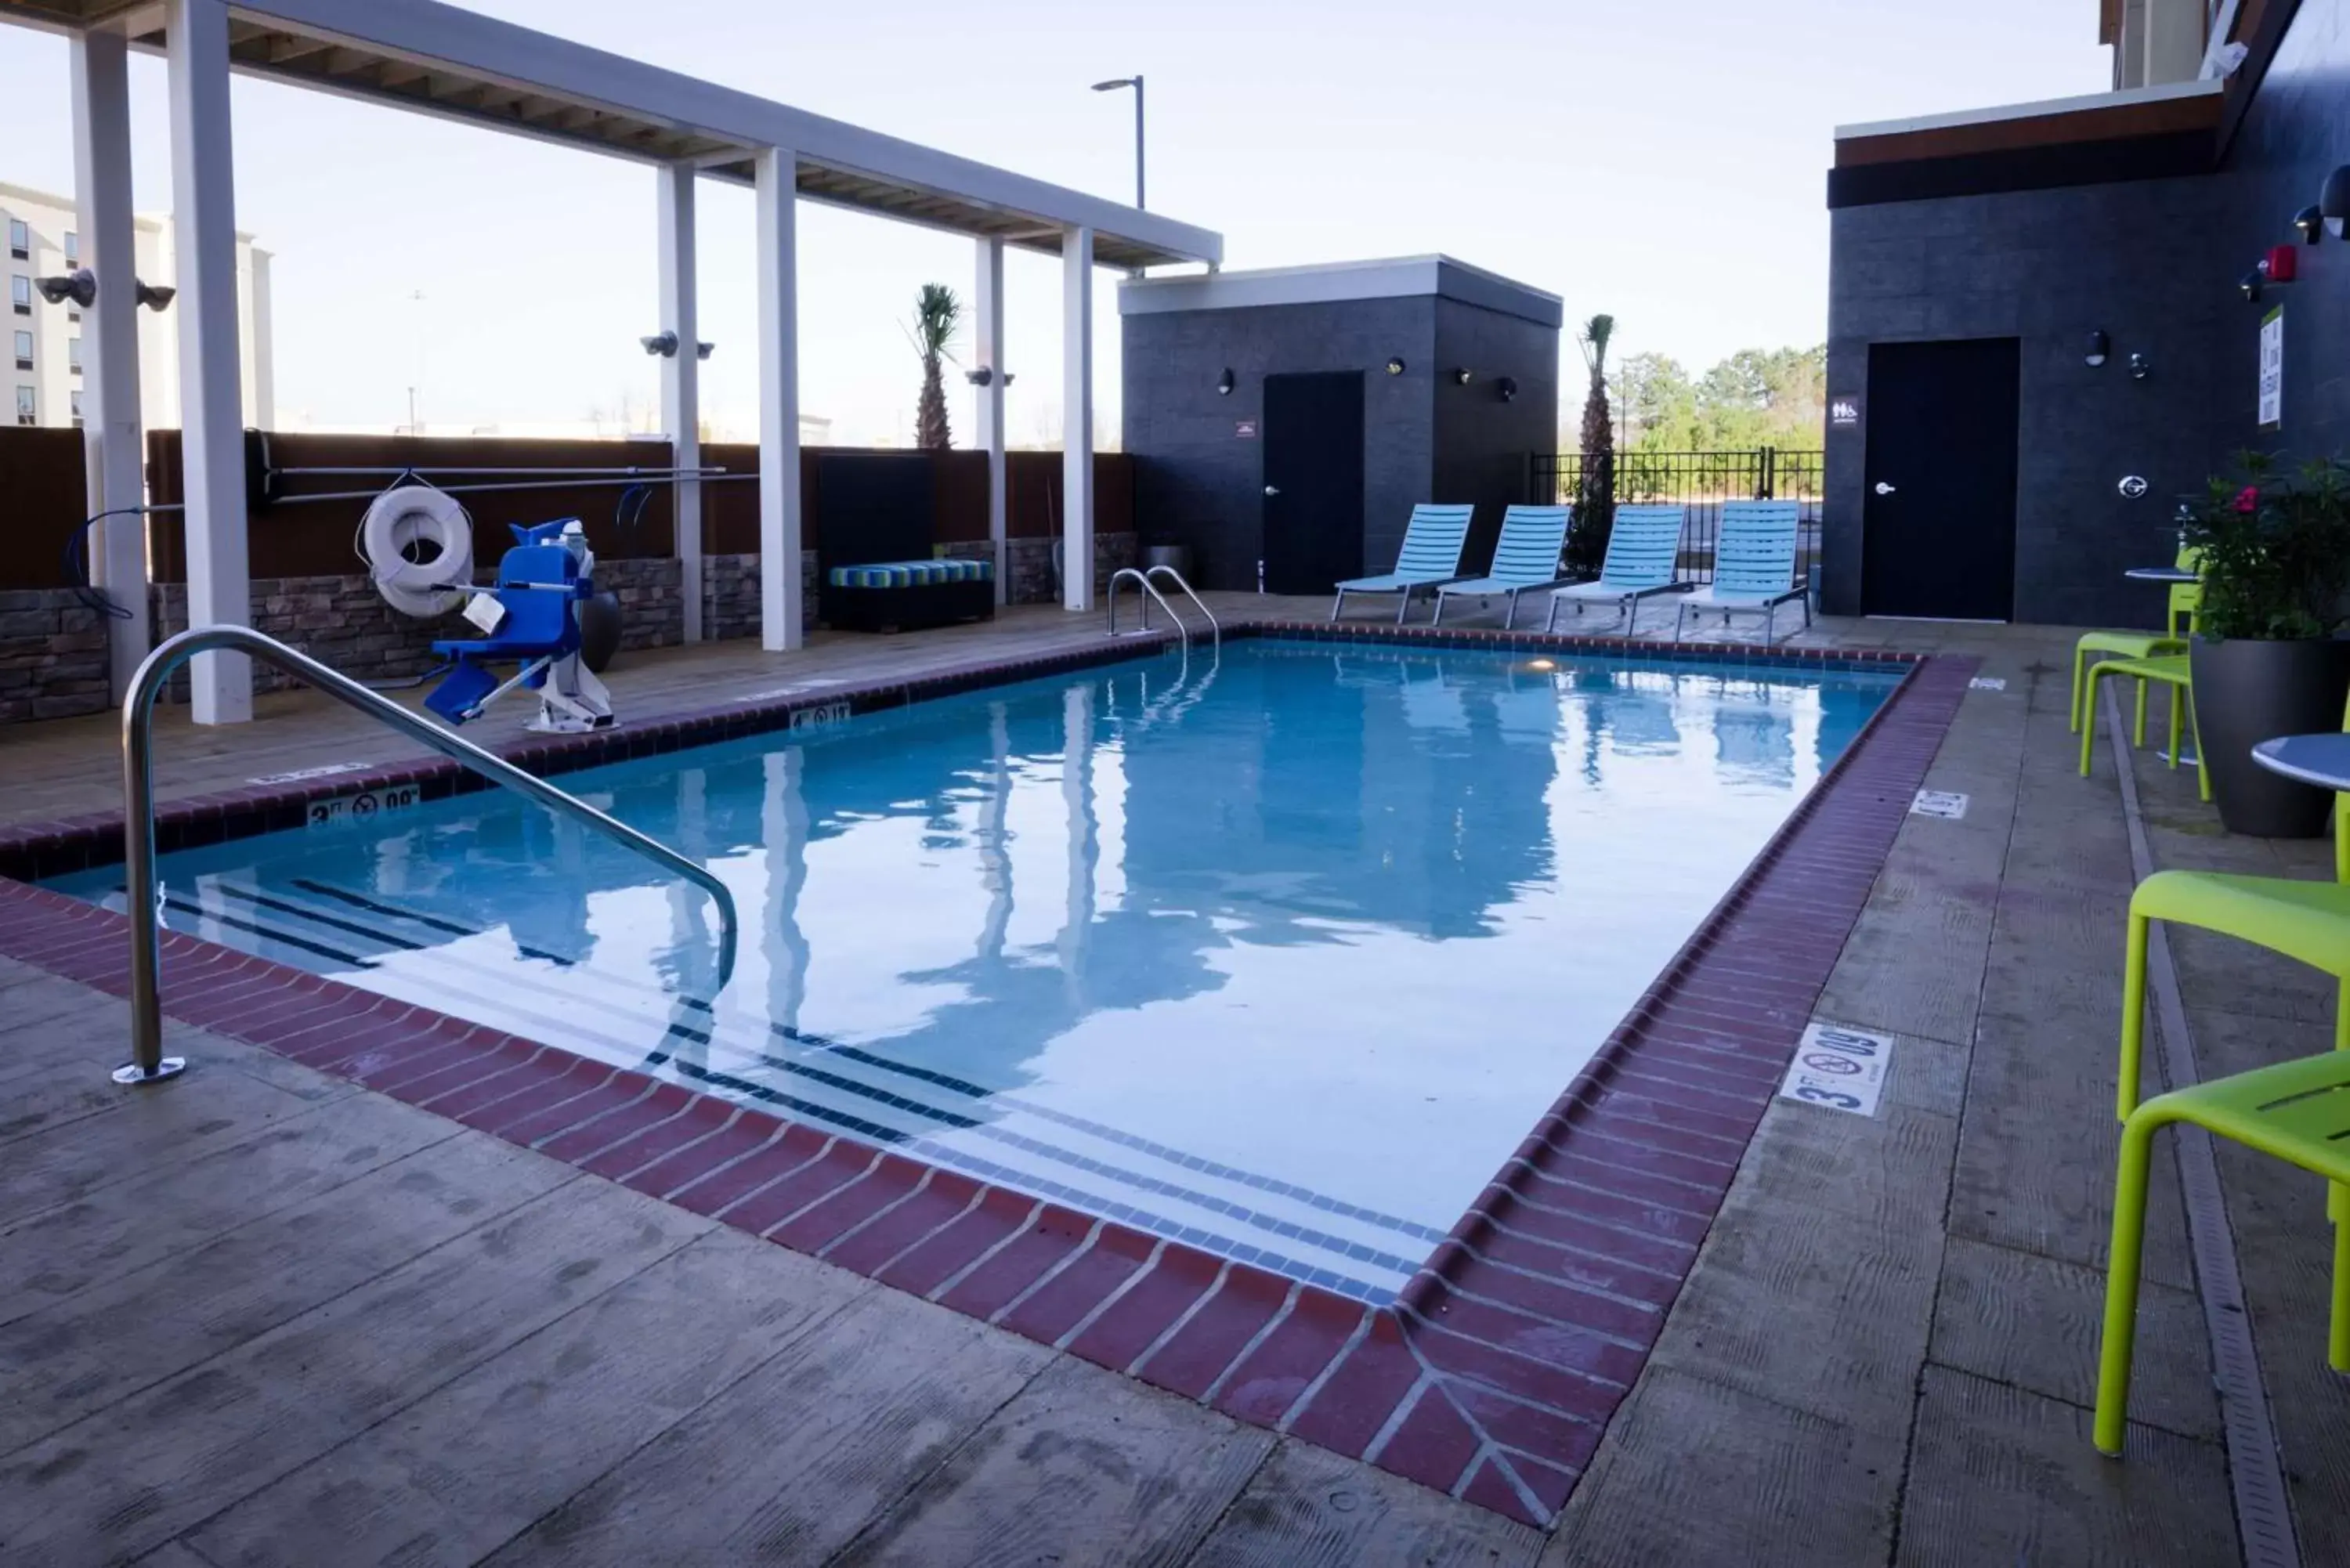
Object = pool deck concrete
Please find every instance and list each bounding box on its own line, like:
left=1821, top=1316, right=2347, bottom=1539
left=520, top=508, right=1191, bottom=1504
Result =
left=1, top=602, right=2343, bottom=1564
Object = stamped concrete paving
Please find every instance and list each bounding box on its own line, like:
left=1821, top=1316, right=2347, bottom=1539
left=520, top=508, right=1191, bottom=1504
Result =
left=1, top=612, right=2339, bottom=1563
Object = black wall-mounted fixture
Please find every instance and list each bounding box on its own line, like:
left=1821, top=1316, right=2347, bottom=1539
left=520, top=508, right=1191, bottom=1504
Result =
left=1495, top=376, right=1519, bottom=403
left=2128, top=352, right=2152, bottom=381
left=1216, top=367, right=1235, bottom=396
left=34, top=269, right=96, bottom=309
left=2085, top=330, right=2110, bottom=367
left=2297, top=204, right=2326, bottom=244
left=2322, top=165, right=2350, bottom=239
left=964, top=366, right=1016, bottom=388
left=2241, top=267, right=2267, bottom=302
left=1450, top=367, right=1472, bottom=385
left=1385, top=356, right=1406, bottom=376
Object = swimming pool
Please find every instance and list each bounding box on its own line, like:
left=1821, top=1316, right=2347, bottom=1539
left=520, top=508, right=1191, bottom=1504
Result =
left=50, top=639, right=1901, bottom=1301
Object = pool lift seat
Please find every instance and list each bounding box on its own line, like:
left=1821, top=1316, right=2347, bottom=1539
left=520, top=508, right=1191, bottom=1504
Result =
left=425, top=519, right=614, bottom=733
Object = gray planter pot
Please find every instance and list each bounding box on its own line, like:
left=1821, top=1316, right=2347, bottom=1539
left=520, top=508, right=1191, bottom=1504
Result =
left=2188, top=634, right=2350, bottom=837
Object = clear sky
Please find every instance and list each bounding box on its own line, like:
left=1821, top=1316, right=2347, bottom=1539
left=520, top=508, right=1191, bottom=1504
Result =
left=0, top=1, right=2108, bottom=446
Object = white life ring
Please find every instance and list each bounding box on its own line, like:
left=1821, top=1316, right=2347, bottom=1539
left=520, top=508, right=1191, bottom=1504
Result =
left=360, top=483, right=475, bottom=618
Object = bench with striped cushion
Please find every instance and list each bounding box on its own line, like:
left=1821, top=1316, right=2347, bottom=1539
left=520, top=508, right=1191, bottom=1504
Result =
left=826, top=558, right=995, bottom=589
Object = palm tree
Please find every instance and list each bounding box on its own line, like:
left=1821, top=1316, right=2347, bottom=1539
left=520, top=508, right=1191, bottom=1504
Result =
left=1567, top=313, right=1617, bottom=576
left=912, top=284, right=961, bottom=450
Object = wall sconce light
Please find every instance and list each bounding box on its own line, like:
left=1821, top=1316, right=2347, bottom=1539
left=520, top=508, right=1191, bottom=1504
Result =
left=2267, top=244, right=2300, bottom=282
left=2241, top=267, right=2266, bottom=302
left=1450, top=367, right=1472, bottom=385
left=964, top=367, right=1017, bottom=388
left=1216, top=368, right=1235, bottom=396
left=2084, top=330, right=2110, bottom=367
left=133, top=280, right=174, bottom=313
left=1495, top=375, right=1519, bottom=403
left=2128, top=352, right=2152, bottom=381
left=639, top=330, right=680, bottom=357
left=34, top=269, right=96, bottom=309
left=1385, top=356, right=1406, bottom=376
left=696, top=341, right=714, bottom=361
left=2296, top=204, right=2326, bottom=244
left=2321, top=165, right=2350, bottom=239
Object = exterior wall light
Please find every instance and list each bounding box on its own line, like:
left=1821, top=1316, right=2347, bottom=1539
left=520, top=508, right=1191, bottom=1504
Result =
left=2296, top=204, right=2326, bottom=244
left=34, top=269, right=96, bottom=309
left=2322, top=165, right=2350, bottom=239
left=1385, top=356, right=1406, bottom=376
left=696, top=341, right=715, bottom=360
left=2129, top=352, right=2152, bottom=381
left=964, top=366, right=1014, bottom=388
left=1496, top=376, right=1519, bottom=403
left=2084, top=331, right=2110, bottom=367
left=133, top=280, right=174, bottom=313
left=1451, top=367, right=1472, bottom=385
left=1217, top=368, right=1235, bottom=396
left=2241, top=268, right=2266, bottom=302
left=640, top=331, right=680, bottom=357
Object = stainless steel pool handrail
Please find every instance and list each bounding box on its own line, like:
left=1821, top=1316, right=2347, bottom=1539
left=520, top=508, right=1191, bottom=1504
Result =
left=1142, top=565, right=1220, bottom=650
left=1106, top=567, right=1187, bottom=651
left=114, top=625, right=739, bottom=1086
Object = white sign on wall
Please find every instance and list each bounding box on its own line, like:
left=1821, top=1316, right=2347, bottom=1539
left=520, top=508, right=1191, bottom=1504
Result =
left=2259, top=306, right=2284, bottom=428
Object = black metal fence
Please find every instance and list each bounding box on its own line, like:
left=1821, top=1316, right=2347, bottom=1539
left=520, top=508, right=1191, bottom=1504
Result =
left=1531, top=447, right=1824, bottom=583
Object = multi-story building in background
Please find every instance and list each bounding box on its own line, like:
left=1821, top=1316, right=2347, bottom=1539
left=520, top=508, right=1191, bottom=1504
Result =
left=2, top=180, right=273, bottom=432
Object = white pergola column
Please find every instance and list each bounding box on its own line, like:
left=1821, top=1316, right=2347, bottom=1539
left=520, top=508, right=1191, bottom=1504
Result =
left=974, top=237, right=1007, bottom=606
left=658, top=162, right=703, bottom=642
left=1061, top=226, right=1094, bottom=612
left=754, top=146, right=803, bottom=652
left=70, top=26, right=148, bottom=701
left=166, top=0, right=251, bottom=722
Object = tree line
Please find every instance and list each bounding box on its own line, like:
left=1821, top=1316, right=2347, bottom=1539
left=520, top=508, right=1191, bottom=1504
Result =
left=1600, top=345, right=1828, bottom=453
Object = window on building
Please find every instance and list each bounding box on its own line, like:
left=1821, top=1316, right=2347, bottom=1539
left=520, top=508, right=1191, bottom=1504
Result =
left=9, top=275, right=27, bottom=316
left=10, top=329, right=27, bottom=371
left=63, top=231, right=78, bottom=266
left=13, top=385, right=32, bottom=426
left=70, top=389, right=82, bottom=428
left=6, top=219, right=26, bottom=261
left=68, top=338, right=81, bottom=375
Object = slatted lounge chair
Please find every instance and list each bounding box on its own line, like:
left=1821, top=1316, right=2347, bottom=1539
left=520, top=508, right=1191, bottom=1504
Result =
left=1330, top=504, right=1475, bottom=624
left=1672, top=500, right=1810, bottom=646
left=1545, top=505, right=1689, bottom=632
left=1432, top=504, right=1573, bottom=627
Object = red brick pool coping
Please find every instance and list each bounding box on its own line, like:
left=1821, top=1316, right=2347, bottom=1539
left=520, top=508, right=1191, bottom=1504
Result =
left=0, top=623, right=1973, bottom=1527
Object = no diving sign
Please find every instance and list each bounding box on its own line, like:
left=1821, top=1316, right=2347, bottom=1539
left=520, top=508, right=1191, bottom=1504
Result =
left=1779, top=1022, right=1892, bottom=1117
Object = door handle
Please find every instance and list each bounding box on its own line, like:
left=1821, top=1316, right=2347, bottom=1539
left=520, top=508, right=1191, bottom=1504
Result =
left=1873, top=481, right=1896, bottom=496
left=1264, top=486, right=1281, bottom=497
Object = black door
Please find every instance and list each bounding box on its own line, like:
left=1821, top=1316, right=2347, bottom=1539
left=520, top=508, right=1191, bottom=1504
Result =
left=1262, top=372, right=1365, bottom=594
left=1861, top=338, right=2020, bottom=620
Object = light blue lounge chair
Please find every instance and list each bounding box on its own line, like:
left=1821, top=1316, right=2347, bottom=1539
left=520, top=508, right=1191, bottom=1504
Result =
left=1331, top=503, right=1475, bottom=624
left=1672, top=500, right=1810, bottom=647
left=1545, top=505, right=1689, bottom=632
left=1432, top=504, right=1573, bottom=628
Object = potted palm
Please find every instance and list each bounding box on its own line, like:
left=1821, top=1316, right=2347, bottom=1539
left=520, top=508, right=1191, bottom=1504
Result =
left=2179, top=452, right=2350, bottom=836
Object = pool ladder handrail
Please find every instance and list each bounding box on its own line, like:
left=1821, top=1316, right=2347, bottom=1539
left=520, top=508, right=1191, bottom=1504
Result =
left=1106, top=565, right=1220, bottom=651
left=113, top=624, right=740, bottom=1086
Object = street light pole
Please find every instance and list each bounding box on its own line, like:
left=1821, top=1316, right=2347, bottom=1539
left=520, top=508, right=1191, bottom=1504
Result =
left=1090, top=75, right=1145, bottom=209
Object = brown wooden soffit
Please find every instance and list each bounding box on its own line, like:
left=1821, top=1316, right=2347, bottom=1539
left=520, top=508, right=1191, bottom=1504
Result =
left=1835, top=89, right=2223, bottom=168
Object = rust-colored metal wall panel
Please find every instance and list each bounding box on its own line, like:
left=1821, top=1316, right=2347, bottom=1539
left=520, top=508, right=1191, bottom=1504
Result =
left=0, top=427, right=92, bottom=591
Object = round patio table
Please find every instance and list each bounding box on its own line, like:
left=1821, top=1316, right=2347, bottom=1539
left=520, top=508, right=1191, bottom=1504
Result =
left=2252, top=732, right=2350, bottom=793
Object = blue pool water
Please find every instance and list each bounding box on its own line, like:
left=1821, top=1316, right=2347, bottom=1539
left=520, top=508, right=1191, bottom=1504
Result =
left=52, top=641, right=1900, bottom=1300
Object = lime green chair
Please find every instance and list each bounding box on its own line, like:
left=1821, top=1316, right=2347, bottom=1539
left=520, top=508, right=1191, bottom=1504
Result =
left=2078, top=654, right=2209, bottom=801
left=2069, top=546, right=2200, bottom=738
left=2094, top=1050, right=2350, bottom=1456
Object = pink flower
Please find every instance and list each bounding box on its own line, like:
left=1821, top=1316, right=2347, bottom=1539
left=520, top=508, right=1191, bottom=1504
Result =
left=2234, top=485, right=2260, bottom=513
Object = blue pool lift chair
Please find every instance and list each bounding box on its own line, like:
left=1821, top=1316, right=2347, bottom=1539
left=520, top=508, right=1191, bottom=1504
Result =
left=1672, top=500, right=1811, bottom=647
left=1432, top=504, right=1574, bottom=628
left=426, top=518, right=616, bottom=733
left=1545, top=504, right=1690, bottom=632
left=1330, top=503, right=1476, bottom=624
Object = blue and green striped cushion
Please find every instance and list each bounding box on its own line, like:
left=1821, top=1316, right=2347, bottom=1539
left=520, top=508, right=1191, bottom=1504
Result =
left=826, top=558, right=995, bottom=589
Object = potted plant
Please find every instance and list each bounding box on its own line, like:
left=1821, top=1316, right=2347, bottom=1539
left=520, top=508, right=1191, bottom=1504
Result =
left=2178, top=452, right=2350, bottom=836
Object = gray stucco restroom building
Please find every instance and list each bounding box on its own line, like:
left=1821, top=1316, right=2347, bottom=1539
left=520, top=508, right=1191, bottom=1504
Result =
left=1119, top=258, right=1562, bottom=595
